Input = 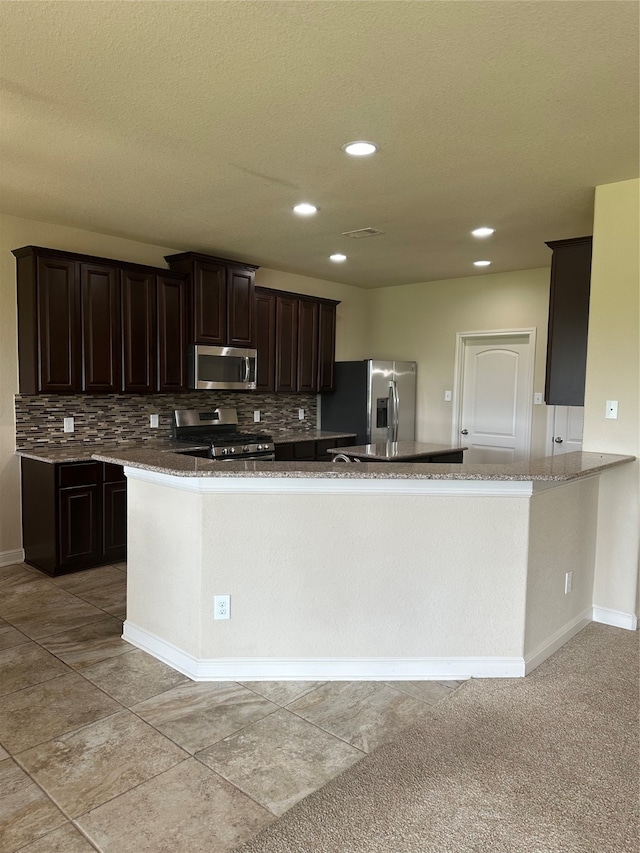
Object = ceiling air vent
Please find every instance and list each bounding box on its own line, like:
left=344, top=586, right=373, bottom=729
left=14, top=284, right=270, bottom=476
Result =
left=341, top=227, right=385, bottom=238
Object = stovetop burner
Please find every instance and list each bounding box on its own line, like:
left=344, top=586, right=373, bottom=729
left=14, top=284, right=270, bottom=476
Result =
left=172, top=408, right=275, bottom=460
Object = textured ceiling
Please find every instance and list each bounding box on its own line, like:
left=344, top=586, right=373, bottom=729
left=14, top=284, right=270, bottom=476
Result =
left=0, top=1, right=638, bottom=288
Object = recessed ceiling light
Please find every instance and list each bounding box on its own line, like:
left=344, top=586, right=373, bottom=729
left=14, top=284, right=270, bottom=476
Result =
left=342, top=141, right=378, bottom=157
left=293, top=203, right=318, bottom=216
left=330, top=253, right=347, bottom=263
left=471, top=227, right=495, bottom=238
left=474, top=260, right=492, bottom=267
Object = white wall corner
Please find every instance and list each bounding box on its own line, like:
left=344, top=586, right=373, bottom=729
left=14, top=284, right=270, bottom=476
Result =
left=592, top=606, right=638, bottom=631
left=524, top=608, right=593, bottom=675
left=0, top=548, right=25, bottom=568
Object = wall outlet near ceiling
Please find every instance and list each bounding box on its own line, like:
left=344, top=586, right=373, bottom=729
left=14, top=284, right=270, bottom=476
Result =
left=564, top=571, right=573, bottom=594
left=605, top=400, right=618, bottom=419
left=534, top=392, right=543, bottom=405
left=253, top=410, right=261, bottom=423
left=149, top=414, right=159, bottom=428
left=63, top=417, right=74, bottom=433
left=444, top=390, right=452, bottom=402
left=298, top=408, right=305, bottom=420
left=214, top=594, right=230, bottom=620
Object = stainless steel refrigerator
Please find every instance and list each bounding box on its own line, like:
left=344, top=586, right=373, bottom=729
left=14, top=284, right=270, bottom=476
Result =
left=320, top=360, right=417, bottom=444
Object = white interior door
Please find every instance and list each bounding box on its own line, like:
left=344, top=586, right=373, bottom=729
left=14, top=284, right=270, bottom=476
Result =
left=458, top=335, right=533, bottom=463
left=550, top=406, right=584, bottom=455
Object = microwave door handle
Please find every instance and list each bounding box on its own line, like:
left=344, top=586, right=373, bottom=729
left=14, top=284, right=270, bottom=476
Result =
left=244, top=357, right=250, bottom=382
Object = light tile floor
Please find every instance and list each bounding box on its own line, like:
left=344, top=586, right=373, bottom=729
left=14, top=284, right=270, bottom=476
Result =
left=0, top=561, right=464, bottom=853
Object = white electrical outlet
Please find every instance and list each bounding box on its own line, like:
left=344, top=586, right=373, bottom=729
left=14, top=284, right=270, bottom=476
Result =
left=444, top=390, right=452, bottom=402
left=298, top=408, right=305, bottom=420
left=605, top=400, right=618, bottom=419
left=149, top=414, right=159, bottom=428
left=564, top=571, right=573, bottom=594
left=63, top=417, right=74, bottom=433
left=214, top=594, right=230, bottom=620
left=254, top=410, right=261, bottom=423
left=534, top=392, right=543, bottom=405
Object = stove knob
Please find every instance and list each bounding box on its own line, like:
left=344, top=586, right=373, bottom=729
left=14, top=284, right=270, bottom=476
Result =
left=230, top=447, right=236, bottom=454
left=243, top=445, right=250, bottom=453
left=256, top=444, right=263, bottom=451
left=221, top=448, right=229, bottom=456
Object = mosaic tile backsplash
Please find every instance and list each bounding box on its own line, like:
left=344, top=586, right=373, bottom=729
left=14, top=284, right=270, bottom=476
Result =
left=15, top=392, right=318, bottom=449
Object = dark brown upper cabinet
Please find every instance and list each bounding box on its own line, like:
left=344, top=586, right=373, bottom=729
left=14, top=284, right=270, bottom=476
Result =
left=297, top=298, right=319, bottom=393
left=14, top=246, right=188, bottom=395
left=317, top=301, right=337, bottom=394
left=257, top=287, right=339, bottom=394
left=15, top=251, right=81, bottom=394
left=81, top=263, right=121, bottom=393
left=121, top=270, right=157, bottom=393
left=165, top=252, right=258, bottom=348
left=275, top=295, right=299, bottom=392
left=544, top=236, right=593, bottom=407
left=255, top=287, right=276, bottom=393
left=156, top=273, right=188, bottom=392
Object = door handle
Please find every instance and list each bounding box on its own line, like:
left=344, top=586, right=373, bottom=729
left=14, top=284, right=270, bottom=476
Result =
left=554, top=436, right=564, bottom=443
left=461, top=429, right=469, bottom=435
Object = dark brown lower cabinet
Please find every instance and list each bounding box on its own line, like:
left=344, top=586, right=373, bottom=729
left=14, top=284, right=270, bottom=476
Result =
left=274, top=436, right=356, bottom=462
left=21, top=458, right=127, bottom=576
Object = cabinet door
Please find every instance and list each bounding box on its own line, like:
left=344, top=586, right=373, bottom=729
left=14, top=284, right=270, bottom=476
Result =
left=36, top=256, right=81, bottom=392
left=275, top=296, right=298, bottom=392
left=193, top=260, right=226, bottom=345
left=157, top=274, right=188, bottom=392
left=81, top=263, right=121, bottom=392
left=317, top=302, right=337, bottom=393
left=103, top=480, right=127, bottom=562
left=297, top=299, right=319, bottom=393
left=121, top=270, right=156, bottom=393
left=544, top=237, right=592, bottom=406
left=255, top=288, right=276, bottom=392
left=227, top=267, right=255, bottom=347
left=58, top=485, right=101, bottom=568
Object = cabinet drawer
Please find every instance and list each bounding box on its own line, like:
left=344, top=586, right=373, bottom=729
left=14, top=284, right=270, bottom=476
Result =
left=58, top=462, right=100, bottom=488
left=274, top=443, right=294, bottom=461
left=103, top=462, right=126, bottom=483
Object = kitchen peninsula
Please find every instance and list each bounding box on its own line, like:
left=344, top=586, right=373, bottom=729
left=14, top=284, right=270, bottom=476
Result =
left=92, top=448, right=634, bottom=682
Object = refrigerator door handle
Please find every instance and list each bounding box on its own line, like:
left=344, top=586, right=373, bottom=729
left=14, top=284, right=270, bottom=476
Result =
left=389, top=380, right=400, bottom=442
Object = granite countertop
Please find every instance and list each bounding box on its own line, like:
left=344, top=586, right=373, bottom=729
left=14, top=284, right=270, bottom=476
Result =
left=15, top=430, right=356, bottom=463
left=326, top=441, right=467, bottom=461
left=271, top=429, right=357, bottom=444
left=90, top=448, right=634, bottom=482
left=15, top=439, right=207, bottom=464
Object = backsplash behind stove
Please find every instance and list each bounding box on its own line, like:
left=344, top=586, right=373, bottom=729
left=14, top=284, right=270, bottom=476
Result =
left=15, top=392, right=318, bottom=450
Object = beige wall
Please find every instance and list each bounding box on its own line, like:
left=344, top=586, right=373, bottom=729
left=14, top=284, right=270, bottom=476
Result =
left=583, top=179, right=639, bottom=618
left=367, top=267, right=551, bottom=456
left=0, top=213, right=366, bottom=560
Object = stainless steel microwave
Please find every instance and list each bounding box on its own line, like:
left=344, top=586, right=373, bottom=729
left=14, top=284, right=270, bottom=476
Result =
left=190, top=345, right=257, bottom=391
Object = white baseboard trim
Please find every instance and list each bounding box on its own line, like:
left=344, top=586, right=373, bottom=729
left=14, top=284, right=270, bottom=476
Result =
left=592, top=606, right=638, bottom=631
left=524, top=608, right=593, bottom=675
left=122, top=621, right=526, bottom=681
left=0, top=548, right=25, bottom=568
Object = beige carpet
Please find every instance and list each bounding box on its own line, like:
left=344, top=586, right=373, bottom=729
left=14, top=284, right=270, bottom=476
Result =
left=234, top=624, right=639, bottom=852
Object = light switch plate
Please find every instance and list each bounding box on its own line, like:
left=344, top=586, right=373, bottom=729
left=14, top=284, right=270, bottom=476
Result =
left=298, top=408, right=305, bottom=420
left=444, top=390, right=452, bottom=402
left=63, top=417, right=74, bottom=433
left=534, top=392, right=543, bottom=405
left=149, top=414, right=159, bottom=428
left=253, top=410, right=261, bottom=423
left=605, top=400, right=619, bottom=419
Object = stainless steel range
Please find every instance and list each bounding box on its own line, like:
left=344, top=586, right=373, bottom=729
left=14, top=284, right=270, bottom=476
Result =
left=172, top=408, right=275, bottom=461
